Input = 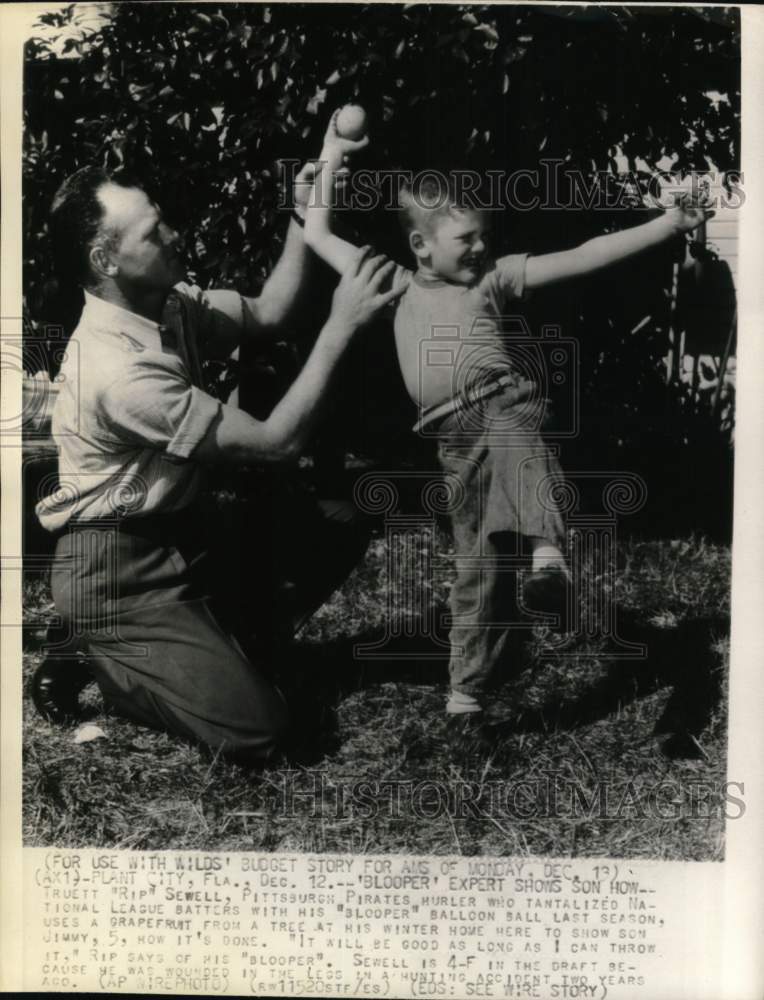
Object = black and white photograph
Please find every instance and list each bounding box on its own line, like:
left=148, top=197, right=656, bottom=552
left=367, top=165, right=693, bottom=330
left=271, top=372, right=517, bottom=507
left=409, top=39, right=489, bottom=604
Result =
left=15, top=2, right=744, bottom=863
left=5, top=2, right=764, bottom=997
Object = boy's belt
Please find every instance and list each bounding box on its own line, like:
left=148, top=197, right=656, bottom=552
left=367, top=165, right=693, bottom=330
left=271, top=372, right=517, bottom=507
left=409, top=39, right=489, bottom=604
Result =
left=413, top=373, right=538, bottom=433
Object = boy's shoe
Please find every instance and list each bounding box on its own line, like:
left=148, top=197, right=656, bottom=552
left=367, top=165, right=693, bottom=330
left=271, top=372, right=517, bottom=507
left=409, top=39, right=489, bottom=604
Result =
left=522, top=565, right=573, bottom=628
left=444, top=711, right=496, bottom=754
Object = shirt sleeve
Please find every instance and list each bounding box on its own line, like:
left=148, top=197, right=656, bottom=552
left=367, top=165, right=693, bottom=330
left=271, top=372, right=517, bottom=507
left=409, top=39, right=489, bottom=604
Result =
left=98, top=359, right=222, bottom=460
left=391, top=264, right=413, bottom=296
left=174, top=282, right=248, bottom=360
left=201, top=289, right=249, bottom=355
left=489, top=253, right=529, bottom=303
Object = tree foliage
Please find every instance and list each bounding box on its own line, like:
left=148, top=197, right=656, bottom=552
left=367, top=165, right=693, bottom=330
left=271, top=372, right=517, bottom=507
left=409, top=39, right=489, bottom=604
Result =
left=23, top=4, right=740, bottom=532
left=24, top=3, right=739, bottom=306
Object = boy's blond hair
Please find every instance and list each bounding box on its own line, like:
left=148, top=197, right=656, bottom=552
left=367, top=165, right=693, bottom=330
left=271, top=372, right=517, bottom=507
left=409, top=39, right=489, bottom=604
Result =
left=398, top=173, right=480, bottom=237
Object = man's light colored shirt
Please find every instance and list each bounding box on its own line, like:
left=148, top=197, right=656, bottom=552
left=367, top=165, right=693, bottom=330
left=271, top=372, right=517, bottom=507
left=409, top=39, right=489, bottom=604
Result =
left=36, top=283, right=249, bottom=532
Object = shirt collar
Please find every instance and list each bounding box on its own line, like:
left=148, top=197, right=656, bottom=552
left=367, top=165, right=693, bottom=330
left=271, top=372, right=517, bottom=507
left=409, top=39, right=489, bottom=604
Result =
left=412, top=269, right=481, bottom=289
left=82, top=290, right=177, bottom=352
left=412, top=270, right=448, bottom=289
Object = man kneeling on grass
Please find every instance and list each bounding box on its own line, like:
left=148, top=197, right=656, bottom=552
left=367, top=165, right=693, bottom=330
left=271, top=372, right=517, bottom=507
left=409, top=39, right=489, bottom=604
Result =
left=33, top=132, right=403, bottom=765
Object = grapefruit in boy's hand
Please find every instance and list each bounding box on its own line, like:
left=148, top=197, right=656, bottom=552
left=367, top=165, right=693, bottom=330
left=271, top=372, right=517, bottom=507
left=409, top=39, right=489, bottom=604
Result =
left=335, top=104, right=367, bottom=141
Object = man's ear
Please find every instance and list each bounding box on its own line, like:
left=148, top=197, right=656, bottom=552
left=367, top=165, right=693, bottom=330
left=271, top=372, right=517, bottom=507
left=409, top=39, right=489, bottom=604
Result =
left=408, top=229, right=430, bottom=262
left=89, top=244, right=118, bottom=281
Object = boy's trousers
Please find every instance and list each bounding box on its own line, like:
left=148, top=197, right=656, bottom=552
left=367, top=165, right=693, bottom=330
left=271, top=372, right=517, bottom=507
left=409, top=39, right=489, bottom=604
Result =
left=49, top=482, right=370, bottom=763
left=436, top=392, right=567, bottom=698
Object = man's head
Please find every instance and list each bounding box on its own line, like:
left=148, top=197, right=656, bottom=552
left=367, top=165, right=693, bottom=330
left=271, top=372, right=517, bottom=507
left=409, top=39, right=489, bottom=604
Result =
left=398, top=174, right=489, bottom=285
left=50, top=166, right=186, bottom=296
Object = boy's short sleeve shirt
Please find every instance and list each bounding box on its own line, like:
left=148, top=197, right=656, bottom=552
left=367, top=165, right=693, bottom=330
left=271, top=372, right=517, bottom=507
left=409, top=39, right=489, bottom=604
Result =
left=391, top=253, right=528, bottom=317
left=390, top=254, right=529, bottom=406
left=36, top=283, right=249, bottom=532
left=484, top=253, right=529, bottom=307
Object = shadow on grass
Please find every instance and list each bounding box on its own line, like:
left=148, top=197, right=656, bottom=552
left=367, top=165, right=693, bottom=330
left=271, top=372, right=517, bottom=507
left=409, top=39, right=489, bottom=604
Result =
left=276, top=629, right=450, bottom=766
left=509, top=612, right=728, bottom=755
left=279, top=608, right=728, bottom=765
left=24, top=607, right=727, bottom=768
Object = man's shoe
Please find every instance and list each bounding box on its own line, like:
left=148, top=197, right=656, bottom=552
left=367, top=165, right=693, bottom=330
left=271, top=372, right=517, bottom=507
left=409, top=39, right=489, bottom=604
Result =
left=445, top=712, right=496, bottom=754
left=522, top=565, right=573, bottom=627
left=31, top=652, right=94, bottom=724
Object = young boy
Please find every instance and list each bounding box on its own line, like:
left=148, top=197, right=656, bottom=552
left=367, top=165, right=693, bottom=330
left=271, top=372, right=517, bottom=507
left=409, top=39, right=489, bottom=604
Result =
left=305, top=112, right=711, bottom=748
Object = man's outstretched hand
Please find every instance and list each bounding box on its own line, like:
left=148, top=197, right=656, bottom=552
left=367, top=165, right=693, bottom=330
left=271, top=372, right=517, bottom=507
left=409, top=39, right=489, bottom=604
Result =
left=330, top=247, right=406, bottom=332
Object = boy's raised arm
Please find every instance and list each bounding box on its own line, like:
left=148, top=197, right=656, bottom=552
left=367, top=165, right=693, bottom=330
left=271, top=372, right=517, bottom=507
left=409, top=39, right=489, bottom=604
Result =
left=524, top=196, right=713, bottom=291
left=304, top=111, right=368, bottom=274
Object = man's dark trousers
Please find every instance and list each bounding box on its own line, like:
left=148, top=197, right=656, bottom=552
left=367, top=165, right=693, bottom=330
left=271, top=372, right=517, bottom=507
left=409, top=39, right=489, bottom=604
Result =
left=50, top=483, right=370, bottom=764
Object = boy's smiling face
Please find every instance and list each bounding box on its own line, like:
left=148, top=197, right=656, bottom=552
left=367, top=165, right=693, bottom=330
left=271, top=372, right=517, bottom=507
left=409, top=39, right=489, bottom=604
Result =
left=413, top=208, right=489, bottom=285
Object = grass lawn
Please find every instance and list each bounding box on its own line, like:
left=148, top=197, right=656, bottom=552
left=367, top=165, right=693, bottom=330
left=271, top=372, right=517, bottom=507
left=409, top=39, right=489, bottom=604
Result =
left=22, top=530, right=730, bottom=860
